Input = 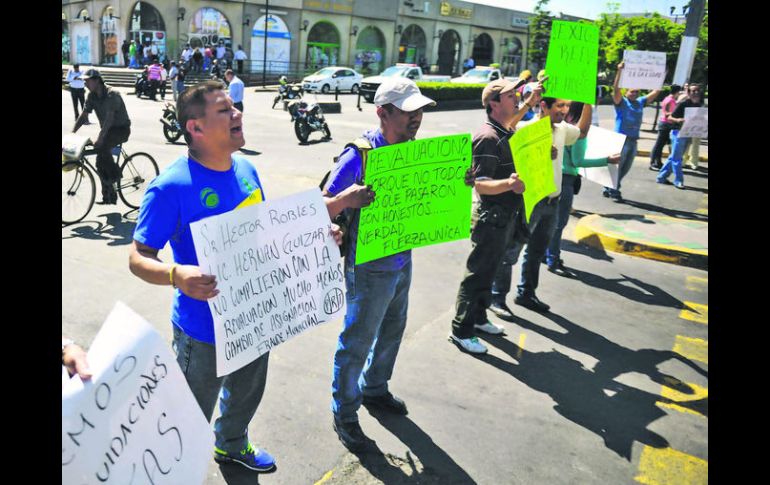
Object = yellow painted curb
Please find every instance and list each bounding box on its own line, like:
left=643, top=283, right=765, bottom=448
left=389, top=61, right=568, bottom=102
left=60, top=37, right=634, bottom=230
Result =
left=574, top=214, right=707, bottom=269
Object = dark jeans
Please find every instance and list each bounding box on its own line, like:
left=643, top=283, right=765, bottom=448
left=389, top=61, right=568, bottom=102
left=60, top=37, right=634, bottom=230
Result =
left=237, top=60, right=244, bottom=73
left=149, top=79, right=160, bottom=100
left=96, top=126, right=130, bottom=199
left=70, top=88, right=85, bottom=120
left=650, top=122, right=673, bottom=166
left=492, top=196, right=559, bottom=301
left=234, top=101, right=244, bottom=113
left=452, top=203, right=514, bottom=339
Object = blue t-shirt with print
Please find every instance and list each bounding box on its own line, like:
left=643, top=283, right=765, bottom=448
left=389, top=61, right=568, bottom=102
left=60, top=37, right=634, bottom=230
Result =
left=614, top=95, right=648, bottom=139
left=324, top=128, right=411, bottom=272
left=133, top=155, right=265, bottom=344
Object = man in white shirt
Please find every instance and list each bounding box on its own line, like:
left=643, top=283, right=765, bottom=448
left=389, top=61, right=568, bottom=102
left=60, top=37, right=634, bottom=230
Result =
left=216, top=42, right=226, bottom=61
left=66, top=64, right=90, bottom=124
left=181, top=44, right=193, bottom=69
left=234, top=45, right=248, bottom=74
left=168, top=61, right=179, bottom=101
left=490, top=96, right=582, bottom=315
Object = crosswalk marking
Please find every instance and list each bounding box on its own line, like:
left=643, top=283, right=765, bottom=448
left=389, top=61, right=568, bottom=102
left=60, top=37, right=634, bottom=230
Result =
left=634, top=446, right=708, bottom=485
left=658, top=380, right=708, bottom=417
left=679, top=302, right=708, bottom=325
left=672, top=336, right=708, bottom=365
left=685, top=276, right=708, bottom=292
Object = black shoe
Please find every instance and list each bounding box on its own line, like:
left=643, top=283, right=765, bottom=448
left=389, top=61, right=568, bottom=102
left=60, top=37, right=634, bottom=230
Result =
left=96, top=199, right=111, bottom=205
left=610, top=190, right=623, bottom=202
left=649, top=163, right=661, bottom=171
left=547, top=260, right=577, bottom=278
left=332, top=418, right=368, bottom=452
left=363, top=391, right=408, bottom=415
left=489, top=301, right=516, bottom=322
left=514, top=294, right=551, bottom=313
left=602, top=188, right=611, bottom=198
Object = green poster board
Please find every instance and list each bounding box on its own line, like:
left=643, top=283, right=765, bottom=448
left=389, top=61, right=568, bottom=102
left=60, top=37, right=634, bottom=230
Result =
left=544, top=20, right=599, bottom=104
left=509, top=117, right=556, bottom=223
left=355, top=134, right=473, bottom=265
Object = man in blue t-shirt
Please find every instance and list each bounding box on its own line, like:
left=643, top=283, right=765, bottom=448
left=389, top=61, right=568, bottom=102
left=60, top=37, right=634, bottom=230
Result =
left=606, top=61, right=661, bottom=201
left=323, top=78, right=435, bottom=452
left=128, top=80, right=276, bottom=474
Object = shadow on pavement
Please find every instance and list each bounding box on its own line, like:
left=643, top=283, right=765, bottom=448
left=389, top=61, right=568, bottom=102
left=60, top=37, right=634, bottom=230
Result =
left=567, top=269, right=685, bottom=309
left=217, top=462, right=262, bottom=484
left=619, top=199, right=708, bottom=222
left=477, top=335, right=674, bottom=461
left=61, top=212, right=137, bottom=246
left=299, top=138, right=333, bottom=146
left=351, top=413, right=477, bottom=484
left=239, top=148, right=262, bottom=155
left=560, top=240, right=615, bottom=263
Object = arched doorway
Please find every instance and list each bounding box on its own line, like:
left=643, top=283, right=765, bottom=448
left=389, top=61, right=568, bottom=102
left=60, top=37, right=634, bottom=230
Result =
left=437, top=30, right=461, bottom=75
left=100, top=6, right=120, bottom=65
left=398, top=24, right=426, bottom=66
left=187, top=7, right=232, bottom=50
left=353, top=26, right=385, bottom=75
left=62, top=12, right=70, bottom=63
left=129, top=2, right=167, bottom=64
left=252, top=14, right=292, bottom=74
left=73, top=9, right=92, bottom=64
left=472, top=33, right=494, bottom=67
left=501, top=37, right=523, bottom=77
left=306, top=22, right=340, bottom=70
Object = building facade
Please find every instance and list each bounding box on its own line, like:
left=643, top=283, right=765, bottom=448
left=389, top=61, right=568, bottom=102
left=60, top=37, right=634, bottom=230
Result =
left=62, top=0, right=535, bottom=77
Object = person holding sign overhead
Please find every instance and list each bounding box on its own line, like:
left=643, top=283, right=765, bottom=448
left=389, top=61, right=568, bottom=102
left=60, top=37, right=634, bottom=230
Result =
left=449, top=77, right=531, bottom=355
left=490, top=93, right=584, bottom=316
left=323, top=78, right=436, bottom=451
left=605, top=61, right=662, bottom=201
left=128, top=80, right=278, bottom=475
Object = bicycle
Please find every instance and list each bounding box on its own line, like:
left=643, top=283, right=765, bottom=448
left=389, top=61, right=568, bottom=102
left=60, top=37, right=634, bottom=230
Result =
left=62, top=142, right=159, bottom=225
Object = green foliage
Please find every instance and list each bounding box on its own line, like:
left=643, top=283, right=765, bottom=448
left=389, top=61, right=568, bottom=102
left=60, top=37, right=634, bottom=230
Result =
left=528, top=0, right=552, bottom=69
left=415, top=82, right=486, bottom=101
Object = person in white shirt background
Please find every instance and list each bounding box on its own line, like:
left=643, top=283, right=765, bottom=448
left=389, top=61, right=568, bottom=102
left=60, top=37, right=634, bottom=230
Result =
left=66, top=64, right=90, bottom=124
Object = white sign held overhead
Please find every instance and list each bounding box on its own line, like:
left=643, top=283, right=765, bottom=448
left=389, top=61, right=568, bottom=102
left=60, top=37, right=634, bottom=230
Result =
left=190, top=189, right=346, bottom=377
left=620, top=50, right=666, bottom=90
left=62, top=302, right=213, bottom=485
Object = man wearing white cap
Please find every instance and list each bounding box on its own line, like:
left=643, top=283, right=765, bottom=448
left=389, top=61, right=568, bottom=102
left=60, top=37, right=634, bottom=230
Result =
left=323, top=78, right=435, bottom=451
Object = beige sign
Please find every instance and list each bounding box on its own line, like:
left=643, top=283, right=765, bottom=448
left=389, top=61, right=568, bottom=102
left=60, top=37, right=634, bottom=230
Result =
left=440, top=2, right=472, bottom=19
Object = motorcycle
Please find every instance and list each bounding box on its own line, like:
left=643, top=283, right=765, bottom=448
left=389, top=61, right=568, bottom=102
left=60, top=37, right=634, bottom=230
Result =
left=287, top=100, right=331, bottom=144
left=272, top=83, right=303, bottom=110
left=135, top=71, right=152, bottom=99
left=159, top=102, right=183, bottom=143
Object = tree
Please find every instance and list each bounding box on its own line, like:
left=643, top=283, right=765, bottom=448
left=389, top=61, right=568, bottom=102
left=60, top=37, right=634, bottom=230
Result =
left=527, top=0, right=552, bottom=70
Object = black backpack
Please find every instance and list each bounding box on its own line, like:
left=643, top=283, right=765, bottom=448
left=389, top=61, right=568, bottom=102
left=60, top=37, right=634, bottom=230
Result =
left=319, top=138, right=373, bottom=257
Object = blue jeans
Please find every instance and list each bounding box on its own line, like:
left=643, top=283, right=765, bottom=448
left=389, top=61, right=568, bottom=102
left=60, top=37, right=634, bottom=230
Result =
left=546, top=174, right=576, bottom=266
left=172, top=325, right=270, bottom=453
left=332, top=261, right=412, bottom=423
left=606, top=136, right=637, bottom=195
left=657, top=130, right=688, bottom=185
left=492, top=196, right=559, bottom=300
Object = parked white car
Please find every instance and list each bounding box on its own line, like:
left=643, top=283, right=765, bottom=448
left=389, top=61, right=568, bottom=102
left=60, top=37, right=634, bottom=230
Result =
left=450, top=66, right=504, bottom=84
left=302, top=66, right=363, bottom=94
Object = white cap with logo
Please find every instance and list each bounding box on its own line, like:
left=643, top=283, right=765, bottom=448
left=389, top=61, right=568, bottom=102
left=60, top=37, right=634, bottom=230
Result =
left=374, top=78, right=436, bottom=112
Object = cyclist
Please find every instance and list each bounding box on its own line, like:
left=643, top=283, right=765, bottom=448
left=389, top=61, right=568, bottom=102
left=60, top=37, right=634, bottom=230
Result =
left=72, top=69, right=131, bottom=205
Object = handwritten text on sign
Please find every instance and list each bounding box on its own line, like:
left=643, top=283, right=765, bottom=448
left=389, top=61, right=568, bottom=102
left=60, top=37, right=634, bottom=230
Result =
left=544, top=20, right=599, bottom=104
left=620, top=50, right=666, bottom=90
left=678, top=107, right=708, bottom=139
left=510, top=117, right=556, bottom=223
left=62, top=302, right=213, bottom=485
left=356, top=134, right=472, bottom=264
left=191, top=189, right=346, bottom=377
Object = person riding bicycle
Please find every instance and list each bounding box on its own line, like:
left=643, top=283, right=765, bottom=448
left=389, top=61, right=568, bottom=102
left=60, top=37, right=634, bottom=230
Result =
left=72, top=69, right=132, bottom=205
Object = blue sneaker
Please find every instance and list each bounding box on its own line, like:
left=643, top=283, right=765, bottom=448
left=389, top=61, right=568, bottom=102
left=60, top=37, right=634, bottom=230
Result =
left=213, top=442, right=276, bottom=473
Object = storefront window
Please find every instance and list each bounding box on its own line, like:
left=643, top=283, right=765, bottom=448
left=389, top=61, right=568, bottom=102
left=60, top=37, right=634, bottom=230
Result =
left=353, top=27, right=385, bottom=75
left=501, top=37, right=523, bottom=77
left=306, top=22, right=339, bottom=70
left=101, top=6, right=120, bottom=65
left=398, top=25, right=426, bottom=66
left=73, top=9, right=92, bottom=65
left=187, top=8, right=231, bottom=50
left=129, top=2, right=167, bottom=64
left=252, top=14, right=291, bottom=74
left=62, top=12, right=70, bottom=63
left=471, top=33, right=494, bottom=67
left=437, top=30, right=461, bottom=75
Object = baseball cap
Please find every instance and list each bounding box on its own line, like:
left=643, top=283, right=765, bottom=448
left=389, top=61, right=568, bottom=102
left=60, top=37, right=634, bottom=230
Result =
left=374, top=78, right=436, bottom=112
left=481, top=77, right=528, bottom=107
left=81, top=69, right=102, bottom=80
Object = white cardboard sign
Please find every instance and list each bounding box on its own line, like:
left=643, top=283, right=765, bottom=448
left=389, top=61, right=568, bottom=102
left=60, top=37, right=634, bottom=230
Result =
left=678, top=107, right=708, bottom=139
left=579, top=126, right=626, bottom=189
left=620, top=50, right=666, bottom=90
left=190, top=188, right=346, bottom=377
left=62, top=302, right=213, bottom=485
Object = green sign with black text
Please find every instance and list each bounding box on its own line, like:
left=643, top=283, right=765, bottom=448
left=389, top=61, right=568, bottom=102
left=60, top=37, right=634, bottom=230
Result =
left=355, top=134, right=473, bottom=264
left=509, top=117, right=556, bottom=223
left=544, top=20, right=599, bottom=104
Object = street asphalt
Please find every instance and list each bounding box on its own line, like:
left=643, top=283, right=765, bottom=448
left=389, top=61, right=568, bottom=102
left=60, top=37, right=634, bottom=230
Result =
left=62, top=85, right=708, bottom=485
